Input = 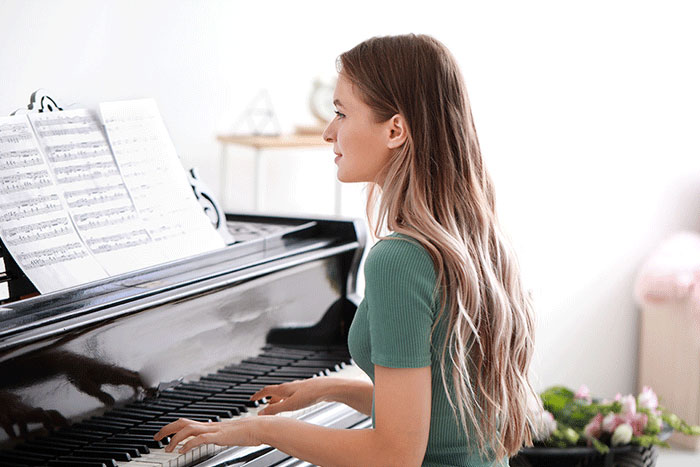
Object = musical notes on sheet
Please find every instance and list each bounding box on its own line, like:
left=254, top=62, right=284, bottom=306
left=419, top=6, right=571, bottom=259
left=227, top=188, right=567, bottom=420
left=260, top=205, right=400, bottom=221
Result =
left=0, top=115, right=109, bottom=291
left=101, top=99, right=225, bottom=259
left=17, top=242, right=90, bottom=270
left=0, top=100, right=225, bottom=295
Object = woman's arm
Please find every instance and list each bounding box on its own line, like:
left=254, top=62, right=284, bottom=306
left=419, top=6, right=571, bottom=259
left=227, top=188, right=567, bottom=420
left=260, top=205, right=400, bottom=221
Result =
left=157, top=365, right=431, bottom=467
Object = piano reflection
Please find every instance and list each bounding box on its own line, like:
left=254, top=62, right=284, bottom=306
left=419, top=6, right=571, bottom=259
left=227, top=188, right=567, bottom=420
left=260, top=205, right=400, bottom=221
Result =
left=0, top=213, right=370, bottom=467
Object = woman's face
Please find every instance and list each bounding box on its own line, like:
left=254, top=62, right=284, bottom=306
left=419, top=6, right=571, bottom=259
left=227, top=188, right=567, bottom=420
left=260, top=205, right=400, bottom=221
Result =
left=322, top=74, right=393, bottom=184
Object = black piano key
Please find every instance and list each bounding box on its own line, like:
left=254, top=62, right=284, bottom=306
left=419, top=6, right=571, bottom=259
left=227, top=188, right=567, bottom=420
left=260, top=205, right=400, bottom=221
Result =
left=62, top=427, right=114, bottom=438
left=233, top=362, right=278, bottom=373
left=230, top=383, right=267, bottom=391
left=24, top=437, right=84, bottom=449
left=74, top=421, right=129, bottom=433
left=260, top=350, right=312, bottom=359
left=177, top=381, right=230, bottom=392
left=52, top=456, right=116, bottom=467
left=157, top=391, right=206, bottom=402
left=268, top=368, right=328, bottom=378
left=92, top=442, right=146, bottom=455
left=172, top=383, right=222, bottom=395
left=205, top=396, right=252, bottom=409
left=166, top=411, right=221, bottom=422
left=200, top=374, right=250, bottom=384
left=189, top=379, right=233, bottom=389
left=48, top=461, right=107, bottom=467
left=174, top=407, right=231, bottom=418
left=0, top=450, right=51, bottom=466
left=14, top=442, right=72, bottom=456
left=219, top=366, right=267, bottom=377
left=108, top=408, right=161, bottom=420
left=97, top=415, right=142, bottom=425
left=90, top=446, right=140, bottom=458
left=157, top=415, right=214, bottom=423
left=118, top=427, right=159, bottom=437
left=73, top=448, right=132, bottom=462
left=187, top=403, right=240, bottom=416
left=263, top=345, right=316, bottom=356
left=108, top=434, right=166, bottom=449
left=292, top=359, right=344, bottom=369
left=128, top=401, right=186, bottom=411
left=242, top=356, right=294, bottom=366
left=51, top=430, right=107, bottom=442
left=258, top=354, right=299, bottom=362
left=250, top=376, right=296, bottom=385
left=0, top=462, right=32, bottom=467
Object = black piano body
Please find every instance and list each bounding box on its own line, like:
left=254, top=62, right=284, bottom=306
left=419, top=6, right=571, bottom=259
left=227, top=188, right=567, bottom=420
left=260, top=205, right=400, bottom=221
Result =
left=0, top=213, right=368, bottom=466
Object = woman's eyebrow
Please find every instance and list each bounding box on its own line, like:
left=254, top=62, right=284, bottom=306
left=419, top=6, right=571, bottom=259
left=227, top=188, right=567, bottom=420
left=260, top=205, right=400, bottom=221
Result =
left=333, top=99, right=344, bottom=108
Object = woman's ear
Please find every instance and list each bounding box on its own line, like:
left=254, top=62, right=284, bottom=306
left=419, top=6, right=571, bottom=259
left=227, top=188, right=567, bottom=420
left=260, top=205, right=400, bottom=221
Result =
left=386, top=114, right=408, bottom=149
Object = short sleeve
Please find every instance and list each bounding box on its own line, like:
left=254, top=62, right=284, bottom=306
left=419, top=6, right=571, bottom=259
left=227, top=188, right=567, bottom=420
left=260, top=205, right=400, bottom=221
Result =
left=364, top=236, right=437, bottom=368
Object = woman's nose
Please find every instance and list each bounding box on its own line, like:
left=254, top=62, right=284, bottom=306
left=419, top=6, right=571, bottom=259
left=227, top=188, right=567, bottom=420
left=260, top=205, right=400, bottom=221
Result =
left=322, top=121, right=335, bottom=143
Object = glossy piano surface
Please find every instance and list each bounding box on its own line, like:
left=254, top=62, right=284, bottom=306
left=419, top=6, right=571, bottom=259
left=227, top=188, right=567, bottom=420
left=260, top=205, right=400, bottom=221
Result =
left=0, top=212, right=367, bottom=465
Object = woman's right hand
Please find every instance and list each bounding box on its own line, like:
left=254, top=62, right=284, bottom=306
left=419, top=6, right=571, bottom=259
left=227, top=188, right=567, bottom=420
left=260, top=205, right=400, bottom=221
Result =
left=250, top=377, right=336, bottom=416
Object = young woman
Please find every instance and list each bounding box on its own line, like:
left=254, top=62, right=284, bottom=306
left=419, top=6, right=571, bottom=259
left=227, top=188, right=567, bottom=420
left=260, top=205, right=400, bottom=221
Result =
left=155, top=34, right=538, bottom=467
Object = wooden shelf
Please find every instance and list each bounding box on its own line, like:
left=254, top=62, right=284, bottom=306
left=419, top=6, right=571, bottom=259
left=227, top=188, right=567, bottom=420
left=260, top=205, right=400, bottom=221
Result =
left=216, top=134, right=330, bottom=149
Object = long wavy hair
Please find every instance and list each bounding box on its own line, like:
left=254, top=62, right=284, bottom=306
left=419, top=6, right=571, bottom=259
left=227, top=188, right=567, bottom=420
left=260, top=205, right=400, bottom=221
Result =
left=339, top=34, right=539, bottom=460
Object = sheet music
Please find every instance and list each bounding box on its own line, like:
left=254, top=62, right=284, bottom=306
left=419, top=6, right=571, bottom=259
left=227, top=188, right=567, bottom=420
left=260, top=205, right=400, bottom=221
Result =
left=0, top=115, right=108, bottom=293
left=100, top=99, right=225, bottom=259
left=28, top=109, right=170, bottom=274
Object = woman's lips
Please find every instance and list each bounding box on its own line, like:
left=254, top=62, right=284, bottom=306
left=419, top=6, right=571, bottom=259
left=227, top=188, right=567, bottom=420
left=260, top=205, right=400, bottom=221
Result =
left=334, top=153, right=342, bottom=164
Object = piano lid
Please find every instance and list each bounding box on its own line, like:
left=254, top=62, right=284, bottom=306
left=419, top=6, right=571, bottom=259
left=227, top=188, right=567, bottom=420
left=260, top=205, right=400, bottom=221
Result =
left=0, top=213, right=365, bottom=353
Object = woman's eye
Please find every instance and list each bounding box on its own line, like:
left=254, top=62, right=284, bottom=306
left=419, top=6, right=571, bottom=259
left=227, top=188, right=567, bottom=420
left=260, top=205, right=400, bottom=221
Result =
left=334, top=110, right=345, bottom=118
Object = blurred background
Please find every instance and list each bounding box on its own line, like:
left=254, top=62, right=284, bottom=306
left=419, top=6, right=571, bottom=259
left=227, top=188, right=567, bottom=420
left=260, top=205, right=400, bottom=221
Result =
left=1, top=0, right=699, bottom=461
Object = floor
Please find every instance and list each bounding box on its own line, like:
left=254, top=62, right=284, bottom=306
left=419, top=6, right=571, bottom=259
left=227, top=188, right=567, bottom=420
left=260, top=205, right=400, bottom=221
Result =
left=657, top=447, right=700, bottom=466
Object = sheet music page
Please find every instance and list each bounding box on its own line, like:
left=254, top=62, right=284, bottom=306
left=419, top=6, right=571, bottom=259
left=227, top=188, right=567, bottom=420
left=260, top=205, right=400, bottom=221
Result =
left=27, top=109, right=171, bottom=275
left=0, top=115, right=108, bottom=293
left=100, top=99, right=225, bottom=259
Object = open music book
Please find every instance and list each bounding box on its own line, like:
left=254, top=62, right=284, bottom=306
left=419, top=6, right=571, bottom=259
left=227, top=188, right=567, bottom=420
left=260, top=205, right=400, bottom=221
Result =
left=0, top=99, right=226, bottom=294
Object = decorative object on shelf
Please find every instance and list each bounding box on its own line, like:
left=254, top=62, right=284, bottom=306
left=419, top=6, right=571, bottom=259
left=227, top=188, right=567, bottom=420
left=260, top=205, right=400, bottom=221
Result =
left=510, top=385, right=700, bottom=467
left=295, top=75, right=336, bottom=136
left=231, top=89, right=280, bottom=136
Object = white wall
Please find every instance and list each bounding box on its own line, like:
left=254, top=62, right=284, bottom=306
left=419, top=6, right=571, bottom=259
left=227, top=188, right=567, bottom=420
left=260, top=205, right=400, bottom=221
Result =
left=1, top=0, right=699, bottom=397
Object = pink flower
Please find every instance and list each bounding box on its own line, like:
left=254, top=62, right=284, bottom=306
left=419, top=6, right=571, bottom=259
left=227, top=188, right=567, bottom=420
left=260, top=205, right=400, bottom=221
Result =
left=584, top=413, right=604, bottom=439
left=629, top=412, right=648, bottom=436
left=614, top=393, right=622, bottom=402
left=575, top=384, right=592, bottom=404
left=638, top=386, right=659, bottom=411
left=602, top=413, right=623, bottom=433
left=620, top=394, right=637, bottom=416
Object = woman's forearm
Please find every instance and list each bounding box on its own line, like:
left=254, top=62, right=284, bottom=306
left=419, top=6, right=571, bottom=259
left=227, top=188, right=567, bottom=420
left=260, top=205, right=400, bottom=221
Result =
left=321, top=378, right=374, bottom=416
left=257, top=417, right=412, bottom=467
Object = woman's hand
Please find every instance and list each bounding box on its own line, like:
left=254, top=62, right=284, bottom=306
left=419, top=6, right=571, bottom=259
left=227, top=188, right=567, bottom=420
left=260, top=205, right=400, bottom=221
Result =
left=154, top=417, right=262, bottom=454
left=251, top=377, right=335, bottom=415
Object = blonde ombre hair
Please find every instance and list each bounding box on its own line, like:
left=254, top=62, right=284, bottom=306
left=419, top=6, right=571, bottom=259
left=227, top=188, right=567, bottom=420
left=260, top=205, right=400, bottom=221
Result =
left=339, top=34, right=539, bottom=460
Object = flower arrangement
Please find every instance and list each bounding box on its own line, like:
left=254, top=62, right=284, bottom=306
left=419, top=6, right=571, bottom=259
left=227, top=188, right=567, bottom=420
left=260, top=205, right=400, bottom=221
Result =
left=532, top=385, right=700, bottom=454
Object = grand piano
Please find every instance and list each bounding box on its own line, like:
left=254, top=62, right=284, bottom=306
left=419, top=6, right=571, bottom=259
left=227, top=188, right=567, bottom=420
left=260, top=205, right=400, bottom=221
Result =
left=0, top=212, right=370, bottom=467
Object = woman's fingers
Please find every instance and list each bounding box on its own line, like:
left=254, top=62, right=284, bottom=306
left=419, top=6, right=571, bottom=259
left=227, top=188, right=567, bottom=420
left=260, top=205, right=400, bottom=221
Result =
left=258, top=397, right=293, bottom=416
left=154, top=418, right=200, bottom=441
left=250, top=383, right=288, bottom=401
left=180, top=431, right=216, bottom=454
left=164, top=422, right=217, bottom=452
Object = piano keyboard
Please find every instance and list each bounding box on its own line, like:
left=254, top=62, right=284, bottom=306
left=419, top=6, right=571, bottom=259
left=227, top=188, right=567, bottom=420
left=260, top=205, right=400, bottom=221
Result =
left=0, top=346, right=371, bottom=467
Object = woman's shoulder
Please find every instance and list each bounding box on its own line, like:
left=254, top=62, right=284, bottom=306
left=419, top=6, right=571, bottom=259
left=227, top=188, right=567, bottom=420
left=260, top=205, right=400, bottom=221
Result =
left=365, top=232, right=436, bottom=276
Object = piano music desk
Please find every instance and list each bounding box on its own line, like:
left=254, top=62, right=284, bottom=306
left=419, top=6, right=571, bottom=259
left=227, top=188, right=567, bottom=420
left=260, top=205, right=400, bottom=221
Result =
left=216, top=134, right=335, bottom=213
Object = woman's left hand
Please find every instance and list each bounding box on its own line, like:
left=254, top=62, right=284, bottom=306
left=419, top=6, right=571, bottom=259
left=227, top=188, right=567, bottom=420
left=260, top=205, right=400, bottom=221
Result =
left=154, top=417, right=263, bottom=454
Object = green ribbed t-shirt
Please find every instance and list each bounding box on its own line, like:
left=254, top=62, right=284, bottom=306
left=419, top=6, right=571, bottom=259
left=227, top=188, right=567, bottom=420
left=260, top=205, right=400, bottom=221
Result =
left=348, top=233, right=505, bottom=467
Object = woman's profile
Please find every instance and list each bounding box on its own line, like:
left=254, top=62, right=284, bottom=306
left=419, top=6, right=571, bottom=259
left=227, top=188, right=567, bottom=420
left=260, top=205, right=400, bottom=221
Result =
left=156, top=33, right=539, bottom=467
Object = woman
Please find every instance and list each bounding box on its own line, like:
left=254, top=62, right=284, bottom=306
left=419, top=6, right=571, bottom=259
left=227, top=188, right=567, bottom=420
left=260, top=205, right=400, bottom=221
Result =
left=156, top=34, right=538, bottom=466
